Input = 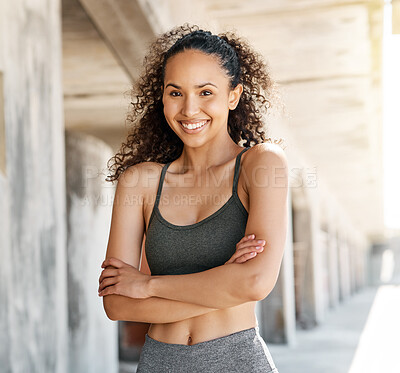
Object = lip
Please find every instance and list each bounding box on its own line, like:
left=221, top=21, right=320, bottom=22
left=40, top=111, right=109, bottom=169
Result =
left=179, top=120, right=210, bottom=134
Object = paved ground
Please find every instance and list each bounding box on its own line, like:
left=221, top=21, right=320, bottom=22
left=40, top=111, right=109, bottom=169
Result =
left=268, top=285, right=400, bottom=373
left=119, top=284, right=400, bottom=373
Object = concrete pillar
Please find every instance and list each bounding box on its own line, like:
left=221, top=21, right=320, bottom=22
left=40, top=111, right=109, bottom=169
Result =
left=65, top=130, right=118, bottom=373
left=349, top=238, right=357, bottom=294
left=307, top=188, right=325, bottom=324
left=337, top=230, right=352, bottom=301
left=258, top=188, right=296, bottom=345
left=327, top=225, right=340, bottom=309
left=0, top=0, right=68, bottom=371
left=360, top=241, right=368, bottom=288
left=318, top=227, right=330, bottom=317
left=369, top=242, right=389, bottom=286
left=280, top=188, right=296, bottom=346
left=292, top=207, right=317, bottom=329
left=355, top=240, right=364, bottom=291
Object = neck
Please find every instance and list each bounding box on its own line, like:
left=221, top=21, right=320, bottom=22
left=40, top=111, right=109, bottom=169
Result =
left=176, top=142, right=243, bottom=174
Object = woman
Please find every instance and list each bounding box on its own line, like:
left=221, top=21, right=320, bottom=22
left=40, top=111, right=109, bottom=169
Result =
left=98, top=24, right=288, bottom=372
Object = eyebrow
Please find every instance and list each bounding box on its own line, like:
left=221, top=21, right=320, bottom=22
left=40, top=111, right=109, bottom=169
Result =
left=165, top=82, right=218, bottom=89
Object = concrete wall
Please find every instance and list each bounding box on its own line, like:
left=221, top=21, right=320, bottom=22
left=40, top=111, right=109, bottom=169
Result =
left=0, top=0, right=68, bottom=372
left=65, top=131, right=118, bottom=373
left=0, top=3, right=119, bottom=372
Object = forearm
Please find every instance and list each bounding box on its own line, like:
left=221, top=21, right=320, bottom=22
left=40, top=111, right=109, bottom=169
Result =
left=148, top=263, right=258, bottom=309
left=103, top=294, right=218, bottom=323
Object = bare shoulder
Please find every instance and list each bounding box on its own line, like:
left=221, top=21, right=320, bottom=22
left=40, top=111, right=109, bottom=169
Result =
left=244, top=142, right=288, bottom=169
left=242, top=143, right=288, bottom=190
left=117, top=161, right=165, bottom=188
left=117, top=161, right=170, bottom=213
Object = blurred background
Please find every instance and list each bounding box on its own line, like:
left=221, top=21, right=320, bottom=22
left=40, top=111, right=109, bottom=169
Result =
left=1, top=0, right=399, bottom=372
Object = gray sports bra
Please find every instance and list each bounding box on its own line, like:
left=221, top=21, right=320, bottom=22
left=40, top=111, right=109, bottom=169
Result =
left=144, top=147, right=251, bottom=275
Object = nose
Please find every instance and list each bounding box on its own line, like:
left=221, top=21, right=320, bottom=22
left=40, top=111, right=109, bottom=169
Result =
left=181, top=94, right=200, bottom=117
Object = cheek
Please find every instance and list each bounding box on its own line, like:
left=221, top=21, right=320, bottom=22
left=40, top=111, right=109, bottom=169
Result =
left=205, top=98, right=228, bottom=117
left=163, top=100, right=177, bottom=118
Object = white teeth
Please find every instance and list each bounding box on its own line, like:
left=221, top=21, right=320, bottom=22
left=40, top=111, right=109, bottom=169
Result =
left=180, top=120, right=208, bottom=130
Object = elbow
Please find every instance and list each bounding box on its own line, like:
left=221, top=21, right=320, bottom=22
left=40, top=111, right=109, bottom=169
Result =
left=251, top=275, right=275, bottom=302
left=103, top=295, right=119, bottom=321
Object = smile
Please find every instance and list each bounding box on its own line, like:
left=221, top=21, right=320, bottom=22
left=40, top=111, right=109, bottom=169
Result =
left=179, top=120, right=209, bottom=133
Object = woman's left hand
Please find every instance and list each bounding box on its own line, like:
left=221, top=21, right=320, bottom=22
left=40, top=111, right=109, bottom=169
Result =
left=98, top=257, right=151, bottom=299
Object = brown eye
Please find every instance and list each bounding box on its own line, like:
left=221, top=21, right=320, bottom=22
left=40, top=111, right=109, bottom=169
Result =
left=170, top=91, right=181, bottom=97
left=201, top=90, right=212, bottom=96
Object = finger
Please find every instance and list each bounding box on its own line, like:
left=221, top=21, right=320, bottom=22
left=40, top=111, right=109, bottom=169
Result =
left=101, top=257, right=124, bottom=269
left=98, top=277, right=119, bottom=292
left=241, top=246, right=263, bottom=260
left=98, top=268, right=119, bottom=284
left=230, top=243, right=264, bottom=263
left=98, top=286, right=111, bottom=296
left=236, top=239, right=266, bottom=252
left=98, top=283, right=118, bottom=297
left=239, top=244, right=265, bottom=255
left=235, top=252, right=257, bottom=263
left=238, top=234, right=255, bottom=244
left=226, top=236, right=264, bottom=264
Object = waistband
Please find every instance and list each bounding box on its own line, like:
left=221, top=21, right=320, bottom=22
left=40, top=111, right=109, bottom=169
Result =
left=144, top=326, right=260, bottom=351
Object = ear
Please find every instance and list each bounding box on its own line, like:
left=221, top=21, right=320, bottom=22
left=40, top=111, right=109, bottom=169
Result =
left=228, top=83, right=243, bottom=110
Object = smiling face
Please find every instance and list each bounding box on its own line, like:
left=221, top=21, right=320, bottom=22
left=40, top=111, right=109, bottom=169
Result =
left=162, top=49, right=243, bottom=147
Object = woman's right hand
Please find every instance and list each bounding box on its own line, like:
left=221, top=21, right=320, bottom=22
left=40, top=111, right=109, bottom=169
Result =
left=224, top=234, right=266, bottom=264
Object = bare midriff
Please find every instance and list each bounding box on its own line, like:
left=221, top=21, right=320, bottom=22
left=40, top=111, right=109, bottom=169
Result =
left=147, top=301, right=257, bottom=346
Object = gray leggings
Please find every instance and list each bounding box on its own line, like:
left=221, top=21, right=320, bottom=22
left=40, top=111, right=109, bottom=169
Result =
left=136, top=326, right=279, bottom=373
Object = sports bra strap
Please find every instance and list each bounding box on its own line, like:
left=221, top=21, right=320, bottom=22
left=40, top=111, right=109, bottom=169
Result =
left=232, top=147, right=250, bottom=194
left=154, top=147, right=250, bottom=208
left=154, top=161, right=172, bottom=209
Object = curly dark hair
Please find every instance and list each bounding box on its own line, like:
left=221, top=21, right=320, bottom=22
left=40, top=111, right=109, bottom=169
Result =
left=105, top=23, right=284, bottom=183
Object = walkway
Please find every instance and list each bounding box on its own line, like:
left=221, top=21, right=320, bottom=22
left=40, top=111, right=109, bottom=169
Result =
left=268, top=285, right=400, bottom=373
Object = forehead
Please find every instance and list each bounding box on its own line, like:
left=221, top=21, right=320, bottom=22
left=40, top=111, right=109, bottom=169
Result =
left=164, top=49, right=228, bottom=83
